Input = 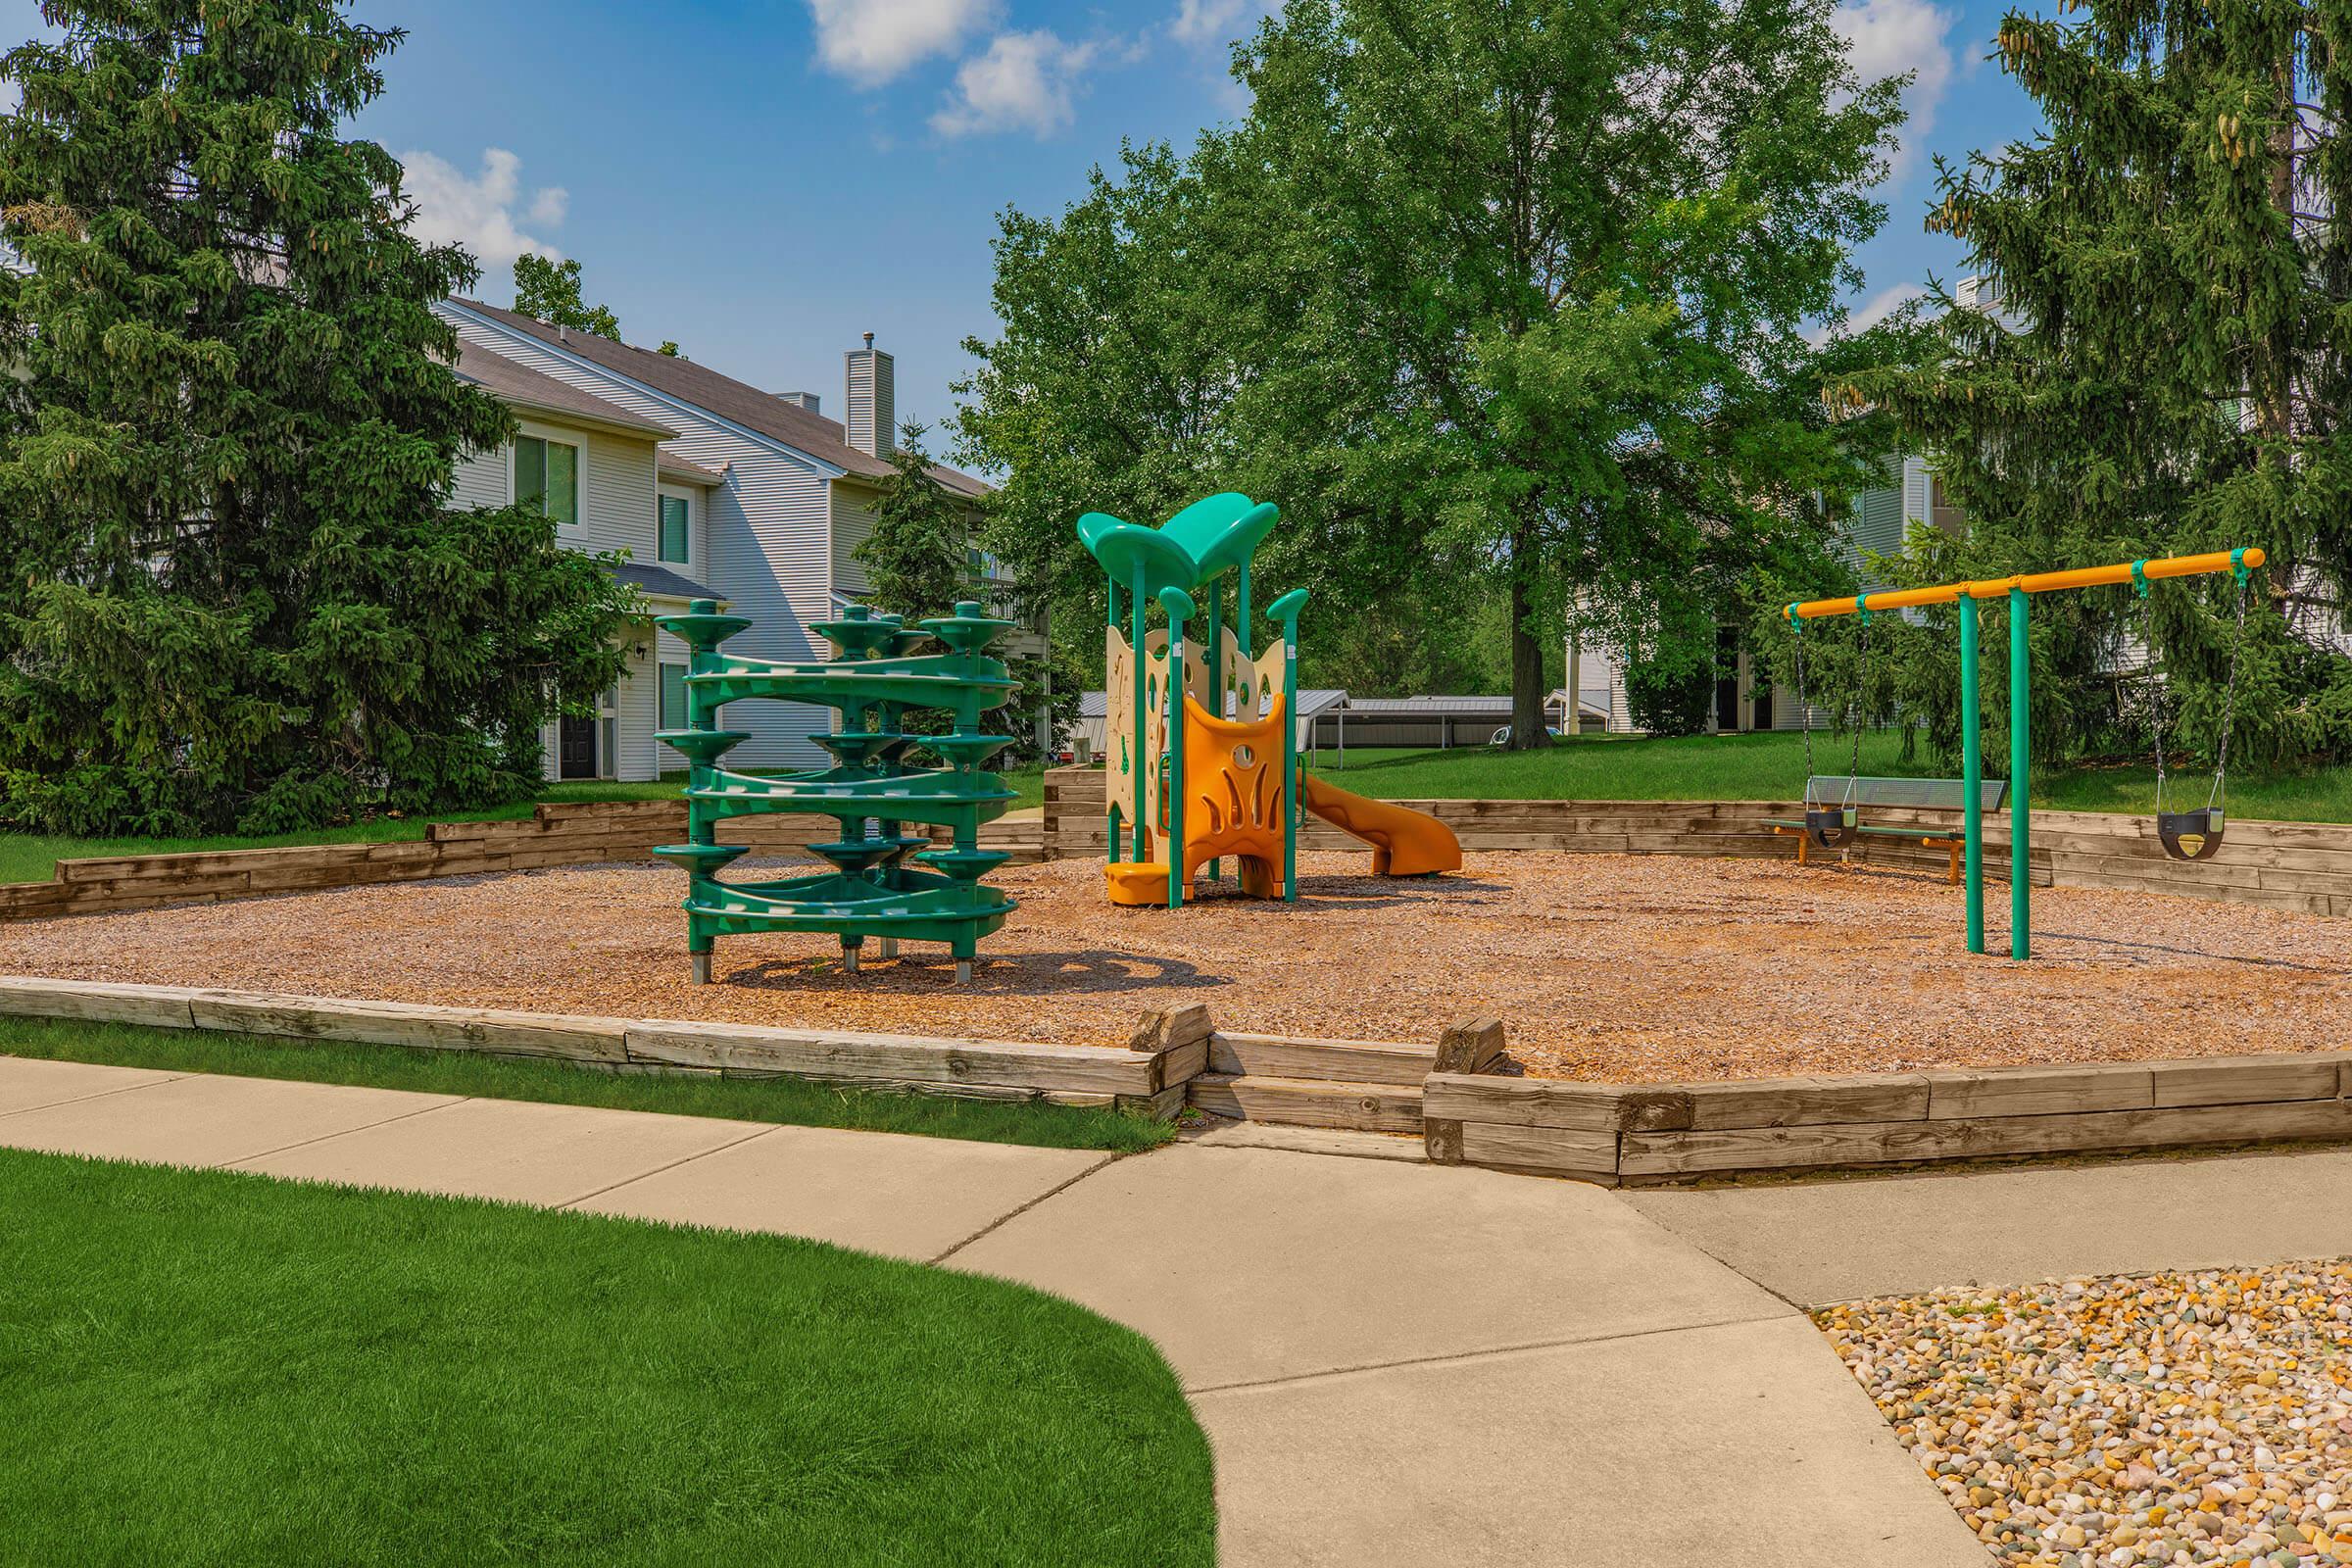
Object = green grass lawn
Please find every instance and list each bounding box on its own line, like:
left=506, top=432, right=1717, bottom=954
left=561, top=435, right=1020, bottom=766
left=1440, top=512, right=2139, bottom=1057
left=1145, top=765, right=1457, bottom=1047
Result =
left=0, top=764, right=1048, bottom=885
left=0, top=1013, right=1175, bottom=1153
left=0, top=1147, right=1213, bottom=1566
left=1307, top=732, right=2352, bottom=822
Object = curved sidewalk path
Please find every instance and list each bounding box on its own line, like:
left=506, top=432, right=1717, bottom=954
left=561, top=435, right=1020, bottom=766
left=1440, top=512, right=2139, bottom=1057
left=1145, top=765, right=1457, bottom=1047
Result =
left=14, top=1055, right=2352, bottom=1564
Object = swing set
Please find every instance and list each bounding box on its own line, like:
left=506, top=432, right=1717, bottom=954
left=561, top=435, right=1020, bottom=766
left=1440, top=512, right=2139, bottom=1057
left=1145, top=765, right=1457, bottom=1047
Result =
left=1781, top=545, right=2264, bottom=960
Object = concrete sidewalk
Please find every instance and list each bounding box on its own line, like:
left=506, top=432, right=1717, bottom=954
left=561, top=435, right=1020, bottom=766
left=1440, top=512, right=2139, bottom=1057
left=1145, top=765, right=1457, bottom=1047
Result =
left=0, top=1055, right=1985, bottom=1565
left=1626, top=1145, right=2352, bottom=1308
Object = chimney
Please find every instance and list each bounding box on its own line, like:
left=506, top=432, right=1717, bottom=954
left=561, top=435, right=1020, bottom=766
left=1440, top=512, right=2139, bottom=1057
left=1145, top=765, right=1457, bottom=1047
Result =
left=844, top=331, right=895, bottom=459
left=773, top=391, right=821, bottom=415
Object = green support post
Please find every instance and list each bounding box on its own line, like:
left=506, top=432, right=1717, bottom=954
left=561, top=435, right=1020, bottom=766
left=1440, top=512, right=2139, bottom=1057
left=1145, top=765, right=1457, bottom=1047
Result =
left=1159, top=587, right=1196, bottom=909
left=1130, top=561, right=1148, bottom=861
left=2009, top=584, right=2031, bottom=961
left=1105, top=574, right=1121, bottom=864
left=1958, top=592, right=1984, bottom=955
left=1203, top=572, right=1221, bottom=884
left=1237, top=561, right=1252, bottom=663
left=1266, top=589, right=1308, bottom=902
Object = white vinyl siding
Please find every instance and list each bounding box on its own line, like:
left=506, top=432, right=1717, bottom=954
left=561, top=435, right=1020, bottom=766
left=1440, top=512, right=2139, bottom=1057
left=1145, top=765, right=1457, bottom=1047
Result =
left=612, top=632, right=660, bottom=782
left=439, top=301, right=842, bottom=771
left=1842, top=458, right=1906, bottom=589
left=654, top=623, right=695, bottom=771
left=453, top=447, right=510, bottom=510
left=830, top=483, right=881, bottom=600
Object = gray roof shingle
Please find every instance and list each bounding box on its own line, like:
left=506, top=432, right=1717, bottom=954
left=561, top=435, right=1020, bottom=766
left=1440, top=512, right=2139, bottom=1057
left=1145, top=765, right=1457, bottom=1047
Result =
left=451, top=300, right=990, bottom=499
left=454, top=340, right=675, bottom=438
left=610, top=560, right=722, bottom=603
left=657, top=450, right=727, bottom=486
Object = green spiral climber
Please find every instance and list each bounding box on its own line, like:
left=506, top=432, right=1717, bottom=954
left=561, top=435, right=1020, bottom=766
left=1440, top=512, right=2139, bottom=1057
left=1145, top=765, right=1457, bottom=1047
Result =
left=651, top=597, right=1020, bottom=985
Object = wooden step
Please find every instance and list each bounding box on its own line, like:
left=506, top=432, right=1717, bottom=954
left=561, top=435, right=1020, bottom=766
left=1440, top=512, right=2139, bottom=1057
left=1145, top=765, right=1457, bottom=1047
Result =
left=1208, top=1031, right=1435, bottom=1086
left=1190, top=1072, right=1424, bottom=1133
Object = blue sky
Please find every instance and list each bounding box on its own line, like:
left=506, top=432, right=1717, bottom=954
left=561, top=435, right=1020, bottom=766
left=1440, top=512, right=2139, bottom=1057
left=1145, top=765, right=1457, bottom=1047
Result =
left=1, top=0, right=2045, bottom=446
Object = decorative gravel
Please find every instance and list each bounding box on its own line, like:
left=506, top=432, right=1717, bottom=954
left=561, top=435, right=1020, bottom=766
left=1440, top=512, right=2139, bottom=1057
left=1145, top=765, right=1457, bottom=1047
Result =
left=1818, top=1266, right=2352, bottom=1566
left=0, top=852, right=2345, bottom=1081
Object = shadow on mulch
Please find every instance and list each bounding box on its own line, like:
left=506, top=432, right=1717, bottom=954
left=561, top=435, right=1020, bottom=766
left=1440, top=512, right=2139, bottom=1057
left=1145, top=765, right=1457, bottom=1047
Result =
left=727, top=948, right=1229, bottom=998
left=1152, top=872, right=1514, bottom=911
left=2033, top=930, right=2352, bottom=974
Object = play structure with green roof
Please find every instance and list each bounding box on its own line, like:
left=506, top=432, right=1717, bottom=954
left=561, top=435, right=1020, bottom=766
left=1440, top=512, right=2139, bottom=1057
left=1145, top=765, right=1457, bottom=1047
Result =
left=1080, top=492, right=1460, bottom=907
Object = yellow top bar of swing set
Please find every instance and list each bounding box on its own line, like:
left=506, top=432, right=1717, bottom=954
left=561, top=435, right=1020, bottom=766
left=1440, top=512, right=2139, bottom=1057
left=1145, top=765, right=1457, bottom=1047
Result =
left=1784, top=547, right=2265, bottom=622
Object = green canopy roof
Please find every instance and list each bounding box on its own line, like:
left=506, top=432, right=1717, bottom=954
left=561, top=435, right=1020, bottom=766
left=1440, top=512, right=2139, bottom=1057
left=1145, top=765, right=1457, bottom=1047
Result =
left=1076, top=493, right=1281, bottom=597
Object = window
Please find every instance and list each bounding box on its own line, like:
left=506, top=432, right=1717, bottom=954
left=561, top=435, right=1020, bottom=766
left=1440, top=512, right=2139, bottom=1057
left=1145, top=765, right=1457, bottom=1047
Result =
left=515, top=435, right=579, bottom=526
left=659, top=662, right=688, bottom=732
left=659, top=495, right=690, bottom=564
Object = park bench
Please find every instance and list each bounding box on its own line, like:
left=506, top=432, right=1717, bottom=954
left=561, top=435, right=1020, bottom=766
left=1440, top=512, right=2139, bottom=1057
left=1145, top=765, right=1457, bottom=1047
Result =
left=1764, top=775, right=2009, bottom=885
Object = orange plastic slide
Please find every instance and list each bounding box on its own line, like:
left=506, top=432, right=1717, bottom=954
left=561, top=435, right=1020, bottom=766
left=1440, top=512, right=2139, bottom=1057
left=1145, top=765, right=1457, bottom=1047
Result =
left=1298, top=773, right=1462, bottom=875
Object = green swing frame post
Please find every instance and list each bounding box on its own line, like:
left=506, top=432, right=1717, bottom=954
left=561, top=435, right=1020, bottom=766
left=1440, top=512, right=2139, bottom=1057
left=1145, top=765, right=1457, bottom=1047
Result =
left=1788, top=546, right=2264, bottom=961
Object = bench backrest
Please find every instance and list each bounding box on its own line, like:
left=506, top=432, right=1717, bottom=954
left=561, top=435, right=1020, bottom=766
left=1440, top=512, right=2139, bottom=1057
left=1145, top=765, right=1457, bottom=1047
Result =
left=1802, top=775, right=2008, bottom=810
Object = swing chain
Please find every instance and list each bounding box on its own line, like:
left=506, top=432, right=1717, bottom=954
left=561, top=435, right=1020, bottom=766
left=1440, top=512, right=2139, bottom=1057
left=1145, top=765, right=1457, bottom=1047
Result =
left=2208, top=564, right=2250, bottom=810
left=2131, top=562, right=2167, bottom=811
left=1848, top=602, right=1870, bottom=797
left=1788, top=609, right=1814, bottom=799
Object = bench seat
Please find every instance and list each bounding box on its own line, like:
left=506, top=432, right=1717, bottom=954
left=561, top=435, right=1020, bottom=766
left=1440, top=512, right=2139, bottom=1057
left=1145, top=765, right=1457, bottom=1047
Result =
left=1763, top=819, right=1972, bottom=883
left=1763, top=777, right=2008, bottom=886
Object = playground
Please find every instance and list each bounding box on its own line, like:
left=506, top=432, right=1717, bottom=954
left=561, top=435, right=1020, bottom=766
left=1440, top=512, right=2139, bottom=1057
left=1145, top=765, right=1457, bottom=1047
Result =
left=3, top=847, right=2345, bottom=1083
left=2, top=503, right=2344, bottom=1091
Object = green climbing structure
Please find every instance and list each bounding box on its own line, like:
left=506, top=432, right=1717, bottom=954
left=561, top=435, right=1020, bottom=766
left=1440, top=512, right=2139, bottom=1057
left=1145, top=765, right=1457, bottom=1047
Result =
left=651, top=597, right=1019, bottom=985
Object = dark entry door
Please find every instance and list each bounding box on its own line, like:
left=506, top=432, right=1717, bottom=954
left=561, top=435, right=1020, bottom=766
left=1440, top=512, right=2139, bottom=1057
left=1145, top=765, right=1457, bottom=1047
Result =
left=558, top=716, right=597, bottom=779
left=1714, top=625, right=1740, bottom=732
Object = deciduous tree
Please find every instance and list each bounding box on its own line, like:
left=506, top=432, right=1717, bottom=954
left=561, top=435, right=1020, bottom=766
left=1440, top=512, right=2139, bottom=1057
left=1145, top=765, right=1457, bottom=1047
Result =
left=512, top=254, right=620, bottom=340
left=959, top=0, right=1908, bottom=734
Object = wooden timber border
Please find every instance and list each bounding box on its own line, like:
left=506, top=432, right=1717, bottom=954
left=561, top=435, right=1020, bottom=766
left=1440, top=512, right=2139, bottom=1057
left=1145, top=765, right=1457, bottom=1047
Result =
left=1045, top=766, right=2352, bottom=917
left=0, top=976, right=1198, bottom=1117
left=4, top=976, right=2348, bottom=1180
left=0, top=801, right=1048, bottom=923
left=1421, top=1054, right=2352, bottom=1186
left=0, top=769, right=2344, bottom=924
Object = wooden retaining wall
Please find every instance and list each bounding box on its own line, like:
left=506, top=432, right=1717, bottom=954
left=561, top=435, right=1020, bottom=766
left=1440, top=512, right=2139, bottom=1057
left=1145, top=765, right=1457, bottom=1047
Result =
left=0, top=976, right=1197, bottom=1117
left=1042, top=766, right=2352, bottom=916
left=1422, top=1054, right=2352, bottom=1186
left=0, top=800, right=1048, bottom=923
left=7, top=972, right=2344, bottom=1180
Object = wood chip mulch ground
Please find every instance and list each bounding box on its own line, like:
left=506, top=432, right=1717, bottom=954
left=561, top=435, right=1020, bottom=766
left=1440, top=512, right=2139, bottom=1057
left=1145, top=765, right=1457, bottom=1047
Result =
left=3, top=852, right=2344, bottom=1083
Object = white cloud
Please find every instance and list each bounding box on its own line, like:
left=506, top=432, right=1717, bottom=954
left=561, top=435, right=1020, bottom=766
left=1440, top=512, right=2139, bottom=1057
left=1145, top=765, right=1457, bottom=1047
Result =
left=398, top=147, right=564, bottom=270
left=1847, top=280, right=1928, bottom=332
left=1809, top=280, right=1928, bottom=344
left=930, top=30, right=1100, bottom=138
left=1833, top=0, right=1957, bottom=178
left=1169, top=0, right=1270, bottom=46
left=808, top=0, right=999, bottom=85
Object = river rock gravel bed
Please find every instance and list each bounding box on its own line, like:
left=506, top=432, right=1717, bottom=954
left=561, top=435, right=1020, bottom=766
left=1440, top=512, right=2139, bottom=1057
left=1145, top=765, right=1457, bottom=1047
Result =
left=1817, top=1265, right=2352, bottom=1566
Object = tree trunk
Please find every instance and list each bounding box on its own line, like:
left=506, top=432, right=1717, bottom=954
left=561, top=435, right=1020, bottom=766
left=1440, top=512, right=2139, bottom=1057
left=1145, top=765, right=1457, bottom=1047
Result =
left=1507, top=527, right=1551, bottom=750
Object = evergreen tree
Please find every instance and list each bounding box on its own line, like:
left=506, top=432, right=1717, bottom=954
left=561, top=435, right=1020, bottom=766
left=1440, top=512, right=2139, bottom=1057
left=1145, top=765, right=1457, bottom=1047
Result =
left=512, top=254, right=620, bottom=339
left=1846, top=0, right=2352, bottom=766
left=856, top=423, right=971, bottom=620
left=0, top=0, right=637, bottom=835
